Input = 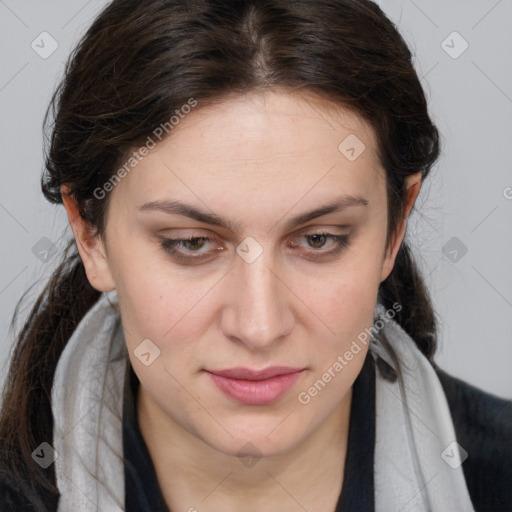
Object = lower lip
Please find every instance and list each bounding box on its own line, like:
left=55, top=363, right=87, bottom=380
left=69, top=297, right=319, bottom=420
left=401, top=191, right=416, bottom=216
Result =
left=207, top=371, right=303, bottom=405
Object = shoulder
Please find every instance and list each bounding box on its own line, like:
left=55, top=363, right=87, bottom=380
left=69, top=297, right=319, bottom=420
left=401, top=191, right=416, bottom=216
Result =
left=434, top=366, right=512, bottom=512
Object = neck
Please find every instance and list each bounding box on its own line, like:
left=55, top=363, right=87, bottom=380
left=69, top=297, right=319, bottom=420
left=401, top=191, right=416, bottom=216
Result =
left=136, top=385, right=352, bottom=512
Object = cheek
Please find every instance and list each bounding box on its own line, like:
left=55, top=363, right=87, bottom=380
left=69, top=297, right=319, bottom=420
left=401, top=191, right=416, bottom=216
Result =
left=294, top=270, right=379, bottom=413
left=305, top=250, right=382, bottom=345
left=110, top=246, right=208, bottom=368
left=304, top=281, right=376, bottom=367
left=117, top=267, right=210, bottom=419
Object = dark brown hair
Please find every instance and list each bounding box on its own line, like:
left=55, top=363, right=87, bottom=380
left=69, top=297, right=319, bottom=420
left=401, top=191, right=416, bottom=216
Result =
left=0, top=0, right=440, bottom=509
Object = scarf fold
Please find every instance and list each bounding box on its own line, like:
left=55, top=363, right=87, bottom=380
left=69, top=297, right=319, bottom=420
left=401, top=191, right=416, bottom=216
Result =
left=52, top=291, right=475, bottom=511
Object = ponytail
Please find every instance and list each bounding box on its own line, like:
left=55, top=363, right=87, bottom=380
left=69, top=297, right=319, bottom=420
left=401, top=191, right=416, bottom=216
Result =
left=378, top=241, right=437, bottom=362
left=0, top=238, right=100, bottom=511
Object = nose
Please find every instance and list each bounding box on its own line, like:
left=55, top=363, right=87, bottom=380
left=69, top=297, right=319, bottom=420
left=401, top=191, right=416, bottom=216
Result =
left=220, top=252, right=294, bottom=351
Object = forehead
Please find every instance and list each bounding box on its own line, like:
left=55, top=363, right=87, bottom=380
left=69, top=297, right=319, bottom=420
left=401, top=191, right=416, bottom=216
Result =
left=163, top=89, right=379, bottom=164
left=110, top=89, right=385, bottom=219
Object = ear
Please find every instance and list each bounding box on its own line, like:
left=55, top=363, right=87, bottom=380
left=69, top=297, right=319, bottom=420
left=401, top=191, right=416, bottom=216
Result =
left=379, top=172, right=422, bottom=283
left=61, top=185, right=116, bottom=292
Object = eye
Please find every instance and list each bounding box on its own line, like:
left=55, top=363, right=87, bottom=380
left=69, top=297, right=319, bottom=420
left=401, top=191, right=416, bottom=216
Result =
left=304, top=233, right=339, bottom=249
left=160, top=236, right=222, bottom=262
left=289, top=231, right=350, bottom=259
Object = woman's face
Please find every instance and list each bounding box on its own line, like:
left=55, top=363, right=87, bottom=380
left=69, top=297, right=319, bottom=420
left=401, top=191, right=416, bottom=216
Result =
left=67, top=89, right=418, bottom=458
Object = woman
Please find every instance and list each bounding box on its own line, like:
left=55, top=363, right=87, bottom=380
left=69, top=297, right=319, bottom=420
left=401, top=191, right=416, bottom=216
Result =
left=1, top=0, right=510, bottom=511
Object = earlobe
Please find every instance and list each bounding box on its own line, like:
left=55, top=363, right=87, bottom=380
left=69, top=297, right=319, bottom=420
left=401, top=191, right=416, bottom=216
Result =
left=61, top=185, right=116, bottom=292
left=379, top=172, right=422, bottom=283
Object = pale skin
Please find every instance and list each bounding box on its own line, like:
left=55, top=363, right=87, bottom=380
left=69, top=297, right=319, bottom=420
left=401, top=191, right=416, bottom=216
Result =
left=62, top=88, right=421, bottom=512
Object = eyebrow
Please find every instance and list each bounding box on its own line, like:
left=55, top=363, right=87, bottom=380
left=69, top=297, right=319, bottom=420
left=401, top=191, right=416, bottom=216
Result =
left=138, top=194, right=369, bottom=232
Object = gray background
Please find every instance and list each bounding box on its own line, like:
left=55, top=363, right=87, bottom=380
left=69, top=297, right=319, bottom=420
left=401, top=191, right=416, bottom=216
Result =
left=1, top=0, right=511, bottom=398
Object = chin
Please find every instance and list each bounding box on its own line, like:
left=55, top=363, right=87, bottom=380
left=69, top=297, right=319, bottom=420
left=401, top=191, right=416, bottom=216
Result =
left=197, top=418, right=307, bottom=461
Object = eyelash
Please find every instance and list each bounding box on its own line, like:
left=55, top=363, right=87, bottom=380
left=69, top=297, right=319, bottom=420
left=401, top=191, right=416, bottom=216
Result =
left=159, top=231, right=350, bottom=263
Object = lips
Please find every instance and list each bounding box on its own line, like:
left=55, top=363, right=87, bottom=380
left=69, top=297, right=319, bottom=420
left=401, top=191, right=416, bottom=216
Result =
left=205, top=366, right=305, bottom=405
left=209, top=366, right=303, bottom=380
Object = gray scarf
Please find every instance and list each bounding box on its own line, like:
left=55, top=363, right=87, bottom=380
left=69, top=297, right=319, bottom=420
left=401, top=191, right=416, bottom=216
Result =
left=52, top=291, right=475, bottom=511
